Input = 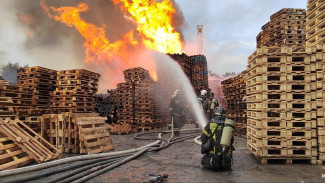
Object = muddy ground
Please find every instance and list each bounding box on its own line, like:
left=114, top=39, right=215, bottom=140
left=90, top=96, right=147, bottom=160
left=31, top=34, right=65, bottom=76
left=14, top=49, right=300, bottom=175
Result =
left=1, top=124, right=324, bottom=183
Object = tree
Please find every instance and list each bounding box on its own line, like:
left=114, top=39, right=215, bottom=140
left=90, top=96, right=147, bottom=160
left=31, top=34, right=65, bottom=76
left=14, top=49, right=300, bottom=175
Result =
left=0, top=62, right=28, bottom=84
left=223, top=72, right=237, bottom=77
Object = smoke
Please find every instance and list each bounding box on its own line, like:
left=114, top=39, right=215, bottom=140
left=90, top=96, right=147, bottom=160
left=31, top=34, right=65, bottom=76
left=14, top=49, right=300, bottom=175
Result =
left=171, top=0, right=186, bottom=43
left=0, top=0, right=185, bottom=92
left=0, top=66, right=18, bottom=85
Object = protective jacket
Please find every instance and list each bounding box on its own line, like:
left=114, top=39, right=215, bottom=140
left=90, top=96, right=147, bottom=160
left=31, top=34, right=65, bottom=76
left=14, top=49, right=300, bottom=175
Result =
left=169, top=96, right=186, bottom=129
left=201, top=118, right=234, bottom=171
left=198, top=95, right=209, bottom=112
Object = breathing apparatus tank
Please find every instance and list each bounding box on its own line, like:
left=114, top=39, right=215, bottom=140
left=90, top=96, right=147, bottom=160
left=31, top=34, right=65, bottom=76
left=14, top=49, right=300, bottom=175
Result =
left=210, top=99, right=216, bottom=110
left=220, top=118, right=235, bottom=147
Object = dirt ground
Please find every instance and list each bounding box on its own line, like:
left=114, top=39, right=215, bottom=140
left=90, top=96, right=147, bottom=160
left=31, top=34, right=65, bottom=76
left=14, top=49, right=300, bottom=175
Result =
left=1, top=124, right=325, bottom=183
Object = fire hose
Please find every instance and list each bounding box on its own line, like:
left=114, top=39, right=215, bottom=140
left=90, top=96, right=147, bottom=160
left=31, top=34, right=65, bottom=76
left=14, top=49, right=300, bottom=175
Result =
left=0, top=128, right=202, bottom=183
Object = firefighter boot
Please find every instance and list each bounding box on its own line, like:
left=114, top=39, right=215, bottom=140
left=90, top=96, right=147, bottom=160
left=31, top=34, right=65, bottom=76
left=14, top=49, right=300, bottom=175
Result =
left=174, top=128, right=179, bottom=136
left=168, top=124, right=172, bottom=130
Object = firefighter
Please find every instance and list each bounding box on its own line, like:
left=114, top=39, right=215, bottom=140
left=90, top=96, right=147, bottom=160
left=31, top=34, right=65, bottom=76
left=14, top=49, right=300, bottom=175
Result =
left=206, top=92, right=219, bottom=120
left=196, top=89, right=209, bottom=127
left=201, top=106, right=235, bottom=171
left=168, top=90, right=186, bottom=136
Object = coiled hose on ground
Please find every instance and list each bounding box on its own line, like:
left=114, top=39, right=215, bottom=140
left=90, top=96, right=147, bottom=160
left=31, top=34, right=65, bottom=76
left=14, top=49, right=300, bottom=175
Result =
left=0, top=126, right=202, bottom=183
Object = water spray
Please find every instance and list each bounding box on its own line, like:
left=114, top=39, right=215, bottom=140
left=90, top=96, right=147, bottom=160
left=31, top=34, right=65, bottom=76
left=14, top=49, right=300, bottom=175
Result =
left=152, top=52, right=208, bottom=129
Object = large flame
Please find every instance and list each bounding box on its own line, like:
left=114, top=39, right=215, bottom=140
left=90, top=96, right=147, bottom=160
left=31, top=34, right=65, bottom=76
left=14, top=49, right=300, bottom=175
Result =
left=113, top=0, right=183, bottom=54
left=40, top=1, right=138, bottom=63
left=40, top=0, right=183, bottom=85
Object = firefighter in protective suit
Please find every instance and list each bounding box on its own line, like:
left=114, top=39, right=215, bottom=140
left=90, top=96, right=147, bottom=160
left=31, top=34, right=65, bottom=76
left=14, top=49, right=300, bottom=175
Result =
left=206, top=92, right=219, bottom=121
left=201, top=106, right=234, bottom=171
left=168, top=90, right=186, bottom=136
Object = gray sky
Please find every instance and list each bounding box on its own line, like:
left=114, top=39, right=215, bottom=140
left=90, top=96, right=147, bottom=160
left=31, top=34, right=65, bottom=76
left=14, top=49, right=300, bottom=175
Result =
left=0, top=0, right=307, bottom=75
left=177, top=0, right=306, bottom=74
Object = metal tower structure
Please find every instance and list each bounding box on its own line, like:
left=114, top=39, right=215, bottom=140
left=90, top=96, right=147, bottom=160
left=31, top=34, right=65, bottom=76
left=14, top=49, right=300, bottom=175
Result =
left=197, top=25, right=203, bottom=55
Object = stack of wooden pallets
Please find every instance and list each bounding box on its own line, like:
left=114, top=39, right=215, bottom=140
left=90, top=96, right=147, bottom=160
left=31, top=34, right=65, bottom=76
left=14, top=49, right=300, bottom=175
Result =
left=168, top=53, right=209, bottom=95
left=257, top=8, right=306, bottom=48
left=42, top=113, right=114, bottom=154
left=246, top=46, right=318, bottom=164
left=17, top=66, right=57, bottom=111
left=16, top=66, right=56, bottom=132
left=168, top=53, right=192, bottom=81
left=113, top=67, right=164, bottom=132
left=190, top=55, right=209, bottom=95
left=221, top=71, right=247, bottom=137
left=0, top=97, right=16, bottom=120
left=306, top=0, right=325, bottom=46
left=0, top=118, right=60, bottom=170
left=0, top=76, right=10, bottom=86
left=108, top=122, right=138, bottom=135
left=306, top=0, right=325, bottom=164
left=0, top=85, right=33, bottom=117
left=51, top=69, right=100, bottom=113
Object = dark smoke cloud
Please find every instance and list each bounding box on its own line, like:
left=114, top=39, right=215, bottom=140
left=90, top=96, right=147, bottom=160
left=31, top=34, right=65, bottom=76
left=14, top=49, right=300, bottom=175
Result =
left=171, top=0, right=186, bottom=43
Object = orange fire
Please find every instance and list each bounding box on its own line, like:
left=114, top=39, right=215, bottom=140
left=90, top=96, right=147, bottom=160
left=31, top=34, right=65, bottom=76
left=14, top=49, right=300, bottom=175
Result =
left=113, top=0, right=183, bottom=54
left=40, top=1, right=138, bottom=63
left=40, top=0, right=183, bottom=84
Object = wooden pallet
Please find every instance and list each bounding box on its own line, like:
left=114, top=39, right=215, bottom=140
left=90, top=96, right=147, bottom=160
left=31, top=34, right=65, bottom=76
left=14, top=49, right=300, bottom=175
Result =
left=0, top=134, right=32, bottom=170
left=0, top=118, right=60, bottom=163
left=108, top=122, right=138, bottom=135
left=77, top=117, right=114, bottom=154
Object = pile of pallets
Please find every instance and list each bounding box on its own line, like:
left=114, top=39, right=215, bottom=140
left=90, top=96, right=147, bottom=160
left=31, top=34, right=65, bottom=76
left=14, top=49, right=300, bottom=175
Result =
left=108, top=122, right=138, bottom=135
left=17, top=66, right=57, bottom=110
left=306, top=0, right=325, bottom=45
left=221, top=71, right=247, bottom=137
left=190, top=55, right=209, bottom=95
left=0, top=76, right=10, bottom=86
left=51, top=69, right=100, bottom=113
left=42, top=113, right=114, bottom=154
left=257, top=8, right=306, bottom=48
left=0, top=118, right=60, bottom=170
left=0, top=97, right=16, bottom=120
left=306, top=0, right=325, bottom=164
left=168, top=54, right=209, bottom=95
left=113, top=67, right=163, bottom=132
left=168, top=53, right=192, bottom=81
left=0, top=85, right=33, bottom=117
left=246, top=46, right=318, bottom=164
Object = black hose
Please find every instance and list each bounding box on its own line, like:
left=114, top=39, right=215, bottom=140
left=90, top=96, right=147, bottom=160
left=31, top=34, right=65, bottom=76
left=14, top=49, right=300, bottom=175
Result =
left=2, top=128, right=201, bottom=183
left=72, top=131, right=201, bottom=183
left=56, top=159, right=122, bottom=183
left=4, top=159, right=100, bottom=183
left=72, top=148, right=150, bottom=183
left=3, top=155, right=132, bottom=183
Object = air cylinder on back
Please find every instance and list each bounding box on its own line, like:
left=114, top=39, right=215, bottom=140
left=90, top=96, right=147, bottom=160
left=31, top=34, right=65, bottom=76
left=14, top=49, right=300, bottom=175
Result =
left=220, top=119, right=235, bottom=147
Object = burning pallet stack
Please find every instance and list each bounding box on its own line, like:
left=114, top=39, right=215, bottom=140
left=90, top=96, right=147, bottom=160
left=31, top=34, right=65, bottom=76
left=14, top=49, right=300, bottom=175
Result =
left=221, top=71, right=247, bottom=137
left=113, top=67, right=162, bottom=133
left=246, top=46, right=318, bottom=164
left=256, top=8, right=306, bottom=48
left=306, top=0, right=325, bottom=164
left=51, top=69, right=100, bottom=113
